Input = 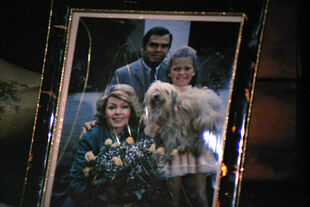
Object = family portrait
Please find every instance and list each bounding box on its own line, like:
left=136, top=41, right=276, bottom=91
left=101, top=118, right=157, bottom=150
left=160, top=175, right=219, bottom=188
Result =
left=46, top=11, right=245, bottom=207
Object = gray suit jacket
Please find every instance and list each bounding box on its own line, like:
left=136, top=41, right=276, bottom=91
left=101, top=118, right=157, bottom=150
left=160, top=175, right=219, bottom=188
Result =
left=110, top=58, right=168, bottom=102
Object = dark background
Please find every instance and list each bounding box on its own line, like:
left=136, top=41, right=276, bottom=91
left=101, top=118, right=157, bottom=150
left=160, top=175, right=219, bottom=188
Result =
left=0, top=0, right=309, bottom=206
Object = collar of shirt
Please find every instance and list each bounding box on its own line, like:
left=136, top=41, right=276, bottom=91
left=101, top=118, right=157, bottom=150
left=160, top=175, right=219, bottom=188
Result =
left=141, top=59, right=161, bottom=80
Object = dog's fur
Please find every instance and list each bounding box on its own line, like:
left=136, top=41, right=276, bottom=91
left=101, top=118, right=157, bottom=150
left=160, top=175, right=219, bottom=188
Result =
left=143, top=81, right=224, bottom=157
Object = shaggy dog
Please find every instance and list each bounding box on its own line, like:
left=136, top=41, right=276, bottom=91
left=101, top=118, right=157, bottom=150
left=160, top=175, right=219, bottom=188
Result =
left=143, top=81, right=224, bottom=157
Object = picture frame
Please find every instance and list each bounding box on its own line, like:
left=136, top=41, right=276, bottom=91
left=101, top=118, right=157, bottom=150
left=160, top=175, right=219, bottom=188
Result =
left=20, top=1, right=270, bottom=207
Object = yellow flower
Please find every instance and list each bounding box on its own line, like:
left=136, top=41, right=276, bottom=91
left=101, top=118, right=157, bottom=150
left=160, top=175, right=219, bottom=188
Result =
left=157, top=147, right=165, bottom=154
left=125, top=137, right=134, bottom=145
left=170, top=149, right=178, bottom=157
left=104, top=138, right=113, bottom=146
left=149, top=144, right=156, bottom=152
left=232, top=126, right=237, bottom=133
left=83, top=167, right=92, bottom=177
left=85, top=151, right=96, bottom=162
left=112, top=157, right=122, bottom=166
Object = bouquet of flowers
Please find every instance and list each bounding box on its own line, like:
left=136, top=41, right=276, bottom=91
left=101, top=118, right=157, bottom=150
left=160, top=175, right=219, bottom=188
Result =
left=87, top=135, right=176, bottom=206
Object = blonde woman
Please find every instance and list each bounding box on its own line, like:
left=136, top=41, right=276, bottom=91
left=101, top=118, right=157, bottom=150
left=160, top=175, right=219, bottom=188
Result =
left=61, top=84, right=141, bottom=206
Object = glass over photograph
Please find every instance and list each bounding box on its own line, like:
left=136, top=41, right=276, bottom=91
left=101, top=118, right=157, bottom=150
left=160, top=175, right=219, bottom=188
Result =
left=45, top=10, right=245, bottom=207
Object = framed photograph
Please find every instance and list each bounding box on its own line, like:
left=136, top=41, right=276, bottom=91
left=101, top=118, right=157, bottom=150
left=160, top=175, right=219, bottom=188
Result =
left=21, top=1, right=269, bottom=207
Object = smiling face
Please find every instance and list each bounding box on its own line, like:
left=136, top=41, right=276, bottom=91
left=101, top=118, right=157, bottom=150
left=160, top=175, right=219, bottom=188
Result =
left=168, top=57, right=196, bottom=87
left=105, top=96, right=131, bottom=134
left=141, top=34, right=171, bottom=68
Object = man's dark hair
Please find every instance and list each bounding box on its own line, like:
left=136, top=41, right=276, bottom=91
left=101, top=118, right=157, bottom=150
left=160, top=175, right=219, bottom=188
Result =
left=142, top=26, right=173, bottom=49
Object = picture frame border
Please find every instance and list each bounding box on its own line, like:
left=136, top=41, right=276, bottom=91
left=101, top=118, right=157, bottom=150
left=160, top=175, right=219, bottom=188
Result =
left=20, top=1, right=270, bottom=206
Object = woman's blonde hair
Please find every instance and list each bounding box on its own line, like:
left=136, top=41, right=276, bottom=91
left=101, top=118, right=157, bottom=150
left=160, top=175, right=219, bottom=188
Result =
left=96, top=84, right=142, bottom=127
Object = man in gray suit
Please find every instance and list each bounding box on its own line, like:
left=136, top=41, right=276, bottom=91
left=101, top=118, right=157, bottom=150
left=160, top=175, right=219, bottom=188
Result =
left=81, top=27, right=173, bottom=132
left=109, top=26, right=173, bottom=102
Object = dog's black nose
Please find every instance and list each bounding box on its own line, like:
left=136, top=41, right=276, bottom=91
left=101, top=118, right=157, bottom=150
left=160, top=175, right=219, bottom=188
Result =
left=151, top=94, right=161, bottom=107
left=153, top=94, right=160, bottom=101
